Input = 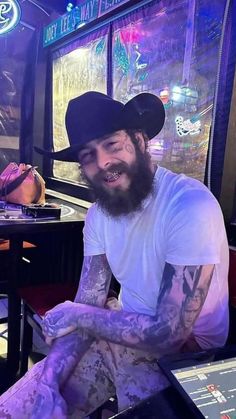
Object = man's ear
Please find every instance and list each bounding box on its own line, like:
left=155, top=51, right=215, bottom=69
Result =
left=134, top=132, right=146, bottom=153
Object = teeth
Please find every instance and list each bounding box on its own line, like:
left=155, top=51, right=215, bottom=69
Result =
left=105, top=171, right=121, bottom=182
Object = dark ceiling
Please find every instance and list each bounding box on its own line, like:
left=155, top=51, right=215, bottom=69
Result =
left=29, top=0, right=70, bottom=15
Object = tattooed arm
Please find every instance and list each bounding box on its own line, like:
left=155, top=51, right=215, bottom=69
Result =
left=31, top=254, right=111, bottom=418
left=43, top=263, right=214, bottom=355
left=41, top=254, right=111, bottom=385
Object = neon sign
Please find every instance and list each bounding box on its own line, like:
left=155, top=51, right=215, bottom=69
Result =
left=175, top=116, right=201, bottom=137
left=175, top=104, right=213, bottom=137
left=0, top=0, right=21, bottom=35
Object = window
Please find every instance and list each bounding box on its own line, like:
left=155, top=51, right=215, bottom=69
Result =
left=52, top=26, right=108, bottom=184
left=49, top=0, right=226, bottom=190
left=112, top=0, right=225, bottom=181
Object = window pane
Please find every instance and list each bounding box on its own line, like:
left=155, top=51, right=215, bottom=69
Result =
left=0, top=28, right=34, bottom=171
left=112, top=0, right=225, bottom=181
left=52, top=29, right=108, bottom=183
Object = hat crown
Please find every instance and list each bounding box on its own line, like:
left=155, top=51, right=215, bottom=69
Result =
left=35, top=91, right=165, bottom=162
left=66, top=92, right=125, bottom=148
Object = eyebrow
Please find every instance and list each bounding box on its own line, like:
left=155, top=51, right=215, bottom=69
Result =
left=78, top=133, right=121, bottom=153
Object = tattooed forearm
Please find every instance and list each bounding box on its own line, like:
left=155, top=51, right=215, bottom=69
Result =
left=41, top=254, right=111, bottom=388
left=41, top=331, right=91, bottom=388
left=75, top=254, right=112, bottom=306
left=73, top=263, right=214, bottom=354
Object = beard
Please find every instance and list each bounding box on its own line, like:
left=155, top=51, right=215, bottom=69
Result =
left=82, top=146, right=155, bottom=217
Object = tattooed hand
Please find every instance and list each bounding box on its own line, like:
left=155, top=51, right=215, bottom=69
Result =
left=31, top=381, right=67, bottom=419
left=42, top=301, right=86, bottom=344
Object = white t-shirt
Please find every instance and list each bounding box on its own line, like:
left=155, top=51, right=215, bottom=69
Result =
left=83, top=166, right=229, bottom=349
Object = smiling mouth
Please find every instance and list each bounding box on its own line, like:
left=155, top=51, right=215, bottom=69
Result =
left=104, top=171, right=122, bottom=183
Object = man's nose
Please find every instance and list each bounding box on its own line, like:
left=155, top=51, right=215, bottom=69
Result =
left=96, top=149, right=111, bottom=170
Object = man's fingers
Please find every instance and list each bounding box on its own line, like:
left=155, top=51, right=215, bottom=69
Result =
left=45, top=336, right=54, bottom=346
left=43, top=325, right=77, bottom=343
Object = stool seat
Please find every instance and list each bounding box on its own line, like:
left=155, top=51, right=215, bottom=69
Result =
left=19, top=283, right=78, bottom=317
left=0, top=240, right=36, bottom=251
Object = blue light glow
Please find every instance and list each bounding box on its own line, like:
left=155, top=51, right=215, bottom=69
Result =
left=66, top=2, right=74, bottom=12
left=0, top=0, right=21, bottom=35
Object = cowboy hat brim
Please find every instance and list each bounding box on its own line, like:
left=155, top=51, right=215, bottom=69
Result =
left=34, top=145, right=81, bottom=163
left=35, top=92, right=165, bottom=162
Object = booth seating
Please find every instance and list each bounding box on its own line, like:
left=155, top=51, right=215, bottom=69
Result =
left=229, top=246, right=236, bottom=307
left=227, top=246, right=236, bottom=345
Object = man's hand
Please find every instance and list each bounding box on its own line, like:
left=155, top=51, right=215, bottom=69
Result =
left=31, top=381, right=67, bottom=419
left=42, top=301, right=86, bottom=344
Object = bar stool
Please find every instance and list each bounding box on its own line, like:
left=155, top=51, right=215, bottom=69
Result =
left=0, top=239, right=36, bottom=345
left=18, top=282, right=78, bottom=375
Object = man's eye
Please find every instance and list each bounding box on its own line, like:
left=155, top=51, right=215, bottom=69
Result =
left=105, top=141, right=120, bottom=151
left=79, top=152, right=94, bottom=164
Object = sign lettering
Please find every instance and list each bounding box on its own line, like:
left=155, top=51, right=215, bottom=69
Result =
left=43, top=0, right=130, bottom=47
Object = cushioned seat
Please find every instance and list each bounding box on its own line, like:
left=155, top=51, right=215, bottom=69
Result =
left=19, top=282, right=78, bottom=317
left=18, top=282, right=78, bottom=376
left=0, top=240, right=36, bottom=252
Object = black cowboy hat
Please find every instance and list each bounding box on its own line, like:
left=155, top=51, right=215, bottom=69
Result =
left=35, top=91, right=165, bottom=162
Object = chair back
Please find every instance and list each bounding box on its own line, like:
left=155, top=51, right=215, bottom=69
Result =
left=229, top=246, right=236, bottom=307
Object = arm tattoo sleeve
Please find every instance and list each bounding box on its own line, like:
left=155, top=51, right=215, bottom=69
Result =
left=41, top=254, right=112, bottom=388
left=74, top=263, right=214, bottom=355
left=75, top=254, right=112, bottom=306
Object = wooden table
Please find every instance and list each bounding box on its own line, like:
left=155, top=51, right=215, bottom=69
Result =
left=0, top=198, right=86, bottom=389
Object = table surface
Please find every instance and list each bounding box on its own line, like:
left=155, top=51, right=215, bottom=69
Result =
left=0, top=198, right=87, bottom=236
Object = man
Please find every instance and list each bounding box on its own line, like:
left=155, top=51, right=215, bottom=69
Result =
left=0, top=92, right=229, bottom=418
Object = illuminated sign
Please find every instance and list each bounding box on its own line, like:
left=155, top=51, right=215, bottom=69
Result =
left=175, top=104, right=213, bottom=137
left=0, top=0, right=21, bottom=35
left=175, top=116, right=201, bottom=137
left=43, top=0, right=130, bottom=47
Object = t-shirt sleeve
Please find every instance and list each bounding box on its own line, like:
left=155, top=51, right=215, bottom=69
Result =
left=83, top=205, right=105, bottom=256
left=165, top=189, right=224, bottom=266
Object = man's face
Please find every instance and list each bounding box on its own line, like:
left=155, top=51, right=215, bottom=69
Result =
left=182, top=289, right=203, bottom=329
left=78, top=130, right=155, bottom=216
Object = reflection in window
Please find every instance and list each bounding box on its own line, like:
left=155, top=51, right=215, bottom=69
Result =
left=112, top=0, right=225, bottom=181
left=52, top=28, right=108, bottom=183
